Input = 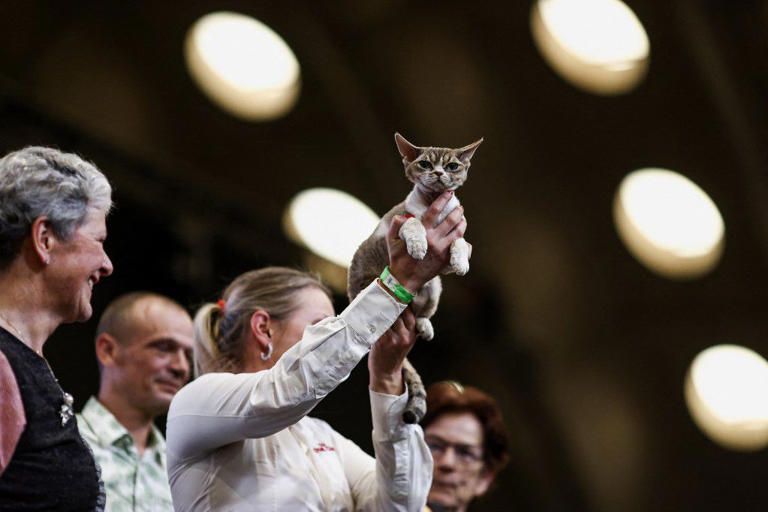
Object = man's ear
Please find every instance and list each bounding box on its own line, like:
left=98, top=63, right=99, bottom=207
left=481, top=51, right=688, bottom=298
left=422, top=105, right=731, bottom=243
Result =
left=473, top=468, right=498, bottom=497
left=249, top=310, right=272, bottom=352
left=94, top=333, right=120, bottom=367
left=30, top=216, right=55, bottom=265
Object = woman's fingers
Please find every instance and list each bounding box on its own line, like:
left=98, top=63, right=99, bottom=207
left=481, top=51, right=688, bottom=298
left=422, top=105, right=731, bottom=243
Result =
left=402, top=308, right=416, bottom=332
left=432, top=204, right=463, bottom=235
left=422, top=191, right=454, bottom=227
left=387, top=310, right=417, bottom=351
left=387, top=190, right=470, bottom=288
left=390, top=317, right=407, bottom=342
left=429, top=213, right=467, bottom=254
left=388, top=215, right=407, bottom=242
left=446, top=215, right=467, bottom=242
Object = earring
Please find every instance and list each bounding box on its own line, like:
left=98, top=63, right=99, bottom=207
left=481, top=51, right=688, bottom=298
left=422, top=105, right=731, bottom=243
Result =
left=43, top=256, right=50, bottom=265
left=261, top=342, right=273, bottom=361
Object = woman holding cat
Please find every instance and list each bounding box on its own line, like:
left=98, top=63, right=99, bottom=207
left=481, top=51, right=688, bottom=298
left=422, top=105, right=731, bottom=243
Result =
left=166, top=190, right=467, bottom=511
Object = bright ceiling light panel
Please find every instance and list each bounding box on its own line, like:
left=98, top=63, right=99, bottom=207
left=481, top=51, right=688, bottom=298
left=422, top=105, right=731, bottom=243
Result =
left=531, top=0, right=650, bottom=94
left=613, top=168, right=724, bottom=279
left=185, top=11, right=300, bottom=121
left=284, top=188, right=380, bottom=268
left=685, top=345, right=768, bottom=451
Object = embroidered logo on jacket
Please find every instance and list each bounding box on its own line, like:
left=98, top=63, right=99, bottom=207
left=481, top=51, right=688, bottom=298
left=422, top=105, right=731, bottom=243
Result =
left=313, top=443, right=336, bottom=453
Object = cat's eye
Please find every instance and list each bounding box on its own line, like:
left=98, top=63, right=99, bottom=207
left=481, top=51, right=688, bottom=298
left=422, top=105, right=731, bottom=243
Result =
left=418, top=160, right=433, bottom=170
left=446, top=162, right=459, bottom=171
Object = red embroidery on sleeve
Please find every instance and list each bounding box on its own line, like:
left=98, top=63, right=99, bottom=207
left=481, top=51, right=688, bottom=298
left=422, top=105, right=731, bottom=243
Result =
left=312, top=443, right=336, bottom=453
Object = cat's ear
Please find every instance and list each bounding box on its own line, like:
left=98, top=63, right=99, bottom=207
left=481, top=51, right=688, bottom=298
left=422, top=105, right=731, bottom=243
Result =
left=457, top=137, right=484, bottom=163
left=394, top=132, right=422, bottom=163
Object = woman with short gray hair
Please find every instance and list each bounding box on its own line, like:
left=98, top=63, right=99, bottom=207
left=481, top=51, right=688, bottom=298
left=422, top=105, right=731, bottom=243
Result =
left=0, top=146, right=114, bottom=510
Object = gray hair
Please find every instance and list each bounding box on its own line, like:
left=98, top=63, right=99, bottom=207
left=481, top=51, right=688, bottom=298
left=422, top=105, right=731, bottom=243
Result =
left=193, top=267, right=331, bottom=376
left=0, top=146, right=112, bottom=268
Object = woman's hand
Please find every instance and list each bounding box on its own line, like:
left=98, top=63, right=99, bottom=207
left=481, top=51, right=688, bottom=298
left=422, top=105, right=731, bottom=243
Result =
left=368, top=308, right=417, bottom=395
left=387, top=191, right=467, bottom=292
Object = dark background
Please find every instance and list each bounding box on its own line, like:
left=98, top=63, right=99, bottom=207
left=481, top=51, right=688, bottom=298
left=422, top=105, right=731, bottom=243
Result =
left=3, top=1, right=768, bottom=510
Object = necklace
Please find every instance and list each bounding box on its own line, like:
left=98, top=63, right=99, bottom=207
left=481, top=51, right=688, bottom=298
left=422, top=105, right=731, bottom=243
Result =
left=42, top=357, right=75, bottom=426
left=0, top=311, right=43, bottom=356
left=0, top=310, right=74, bottom=426
left=0, top=313, right=34, bottom=355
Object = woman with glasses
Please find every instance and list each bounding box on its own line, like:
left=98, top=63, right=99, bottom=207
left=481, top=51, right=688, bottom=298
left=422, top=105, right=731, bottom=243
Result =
left=422, top=381, right=510, bottom=512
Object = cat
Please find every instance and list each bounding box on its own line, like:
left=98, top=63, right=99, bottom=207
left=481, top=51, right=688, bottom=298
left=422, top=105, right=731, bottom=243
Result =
left=347, top=132, right=482, bottom=423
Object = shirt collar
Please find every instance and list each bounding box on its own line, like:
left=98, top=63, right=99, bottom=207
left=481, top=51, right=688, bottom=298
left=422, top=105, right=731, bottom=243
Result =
left=80, top=396, right=166, bottom=452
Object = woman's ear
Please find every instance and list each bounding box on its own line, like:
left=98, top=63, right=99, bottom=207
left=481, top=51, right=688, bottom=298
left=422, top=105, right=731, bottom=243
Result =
left=30, top=216, right=54, bottom=265
left=249, top=310, right=272, bottom=351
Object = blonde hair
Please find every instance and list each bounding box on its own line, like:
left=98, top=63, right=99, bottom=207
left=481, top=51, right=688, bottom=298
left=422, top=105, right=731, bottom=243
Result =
left=193, top=267, right=331, bottom=376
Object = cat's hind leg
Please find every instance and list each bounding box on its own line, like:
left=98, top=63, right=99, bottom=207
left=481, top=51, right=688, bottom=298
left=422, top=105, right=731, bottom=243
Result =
left=415, top=318, right=434, bottom=341
left=412, top=277, right=441, bottom=340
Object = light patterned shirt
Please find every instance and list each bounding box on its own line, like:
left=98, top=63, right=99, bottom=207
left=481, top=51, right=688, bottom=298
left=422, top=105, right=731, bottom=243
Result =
left=77, top=396, right=173, bottom=512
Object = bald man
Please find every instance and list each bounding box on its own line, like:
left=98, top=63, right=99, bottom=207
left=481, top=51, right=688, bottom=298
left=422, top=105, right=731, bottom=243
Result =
left=76, top=292, right=194, bottom=512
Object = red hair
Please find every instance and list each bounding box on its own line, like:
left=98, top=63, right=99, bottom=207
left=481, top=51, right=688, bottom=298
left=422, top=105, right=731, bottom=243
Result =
left=422, top=381, right=510, bottom=474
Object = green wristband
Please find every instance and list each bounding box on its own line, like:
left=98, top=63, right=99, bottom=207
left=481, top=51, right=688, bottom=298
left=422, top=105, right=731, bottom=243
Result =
left=380, top=267, right=416, bottom=304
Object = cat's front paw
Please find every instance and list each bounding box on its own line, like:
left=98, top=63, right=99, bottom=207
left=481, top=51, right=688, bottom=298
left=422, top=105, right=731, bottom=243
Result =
left=399, top=217, right=428, bottom=260
left=451, top=258, right=470, bottom=276
left=416, top=318, right=434, bottom=340
left=450, top=238, right=470, bottom=276
left=407, top=237, right=428, bottom=260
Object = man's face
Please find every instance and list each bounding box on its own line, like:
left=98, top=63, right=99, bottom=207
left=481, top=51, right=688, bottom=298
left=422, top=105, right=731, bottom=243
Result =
left=110, top=301, right=194, bottom=416
left=425, top=411, right=494, bottom=511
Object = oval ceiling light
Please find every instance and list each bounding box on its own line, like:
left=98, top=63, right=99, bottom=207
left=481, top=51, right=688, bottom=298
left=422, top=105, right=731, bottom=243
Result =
left=531, top=0, right=650, bottom=95
left=184, top=11, right=300, bottom=121
left=613, top=168, right=724, bottom=279
left=284, top=188, right=379, bottom=268
left=685, top=345, right=768, bottom=451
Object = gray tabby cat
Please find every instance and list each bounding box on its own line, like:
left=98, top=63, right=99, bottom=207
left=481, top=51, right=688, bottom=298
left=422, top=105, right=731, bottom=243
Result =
left=347, top=132, right=482, bottom=423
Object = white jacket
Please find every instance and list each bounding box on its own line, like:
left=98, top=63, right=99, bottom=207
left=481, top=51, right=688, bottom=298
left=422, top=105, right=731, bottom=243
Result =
left=166, top=281, right=433, bottom=511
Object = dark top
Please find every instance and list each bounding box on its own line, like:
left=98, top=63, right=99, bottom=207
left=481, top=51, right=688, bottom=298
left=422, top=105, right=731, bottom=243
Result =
left=0, top=328, right=105, bottom=511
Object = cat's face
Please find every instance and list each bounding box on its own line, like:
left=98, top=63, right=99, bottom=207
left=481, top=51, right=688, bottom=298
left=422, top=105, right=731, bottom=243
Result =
left=395, top=133, right=483, bottom=193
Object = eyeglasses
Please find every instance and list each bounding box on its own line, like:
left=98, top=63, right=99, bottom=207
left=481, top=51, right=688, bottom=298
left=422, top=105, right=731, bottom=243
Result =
left=426, top=436, right=484, bottom=465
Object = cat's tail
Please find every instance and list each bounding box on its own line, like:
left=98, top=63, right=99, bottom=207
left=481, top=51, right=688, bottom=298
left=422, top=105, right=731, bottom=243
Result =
left=402, top=358, right=427, bottom=424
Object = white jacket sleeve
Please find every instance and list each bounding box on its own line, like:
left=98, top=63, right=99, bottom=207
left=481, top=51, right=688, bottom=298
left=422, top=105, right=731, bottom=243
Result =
left=166, top=280, right=407, bottom=463
left=338, top=389, right=433, bottom=512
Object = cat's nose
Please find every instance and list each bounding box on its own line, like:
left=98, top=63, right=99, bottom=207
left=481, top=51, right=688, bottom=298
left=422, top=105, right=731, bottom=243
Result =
left=434, top=170, right=444, bottom=176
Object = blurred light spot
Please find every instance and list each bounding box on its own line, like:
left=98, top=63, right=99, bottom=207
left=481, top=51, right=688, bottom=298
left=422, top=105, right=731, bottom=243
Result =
left=531, top=0, right=650, bottom=95
left=685, top=345, right=768, bottom=451
left=184, top=11, right=300, bottom=121
left=303, top=253, right=348, bottom=294
left=613, top=168, right=724, bottom=279
left=284, top=188, right=379, bottom=268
